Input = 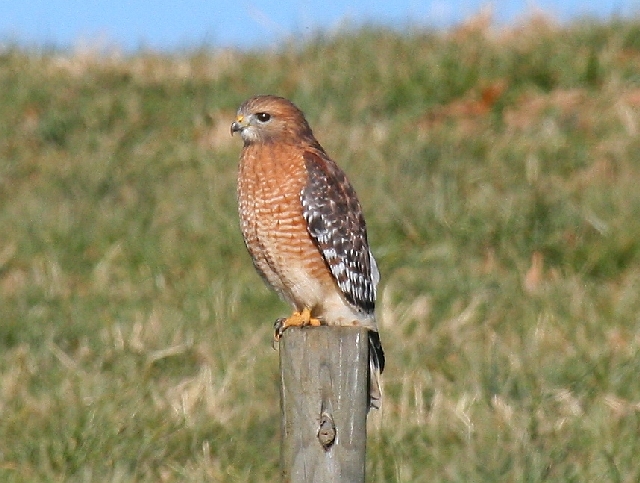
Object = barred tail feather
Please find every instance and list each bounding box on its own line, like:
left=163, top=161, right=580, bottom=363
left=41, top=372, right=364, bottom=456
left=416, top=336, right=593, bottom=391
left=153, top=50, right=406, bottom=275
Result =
left=368, top=330, right=385, bottom=410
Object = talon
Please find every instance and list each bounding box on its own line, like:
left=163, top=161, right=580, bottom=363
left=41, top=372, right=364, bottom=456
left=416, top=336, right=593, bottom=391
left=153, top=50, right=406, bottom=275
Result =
left=273, top=308, right=322, bottom=342
left=274, top=317, right=287, bottom=342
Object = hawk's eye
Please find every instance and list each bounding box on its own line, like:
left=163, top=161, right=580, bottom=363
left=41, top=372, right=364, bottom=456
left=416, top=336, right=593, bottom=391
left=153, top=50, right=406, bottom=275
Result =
left=256, top=112, right=271, bottom=123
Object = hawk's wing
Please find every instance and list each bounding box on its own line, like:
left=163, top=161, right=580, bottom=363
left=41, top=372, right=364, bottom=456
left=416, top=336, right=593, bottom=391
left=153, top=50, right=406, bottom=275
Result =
left=301, top=151, right=379, bottom=314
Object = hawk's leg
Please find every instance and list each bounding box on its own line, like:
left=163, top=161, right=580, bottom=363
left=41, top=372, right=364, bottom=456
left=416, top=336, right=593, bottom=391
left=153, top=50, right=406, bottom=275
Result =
left=274, top=307, right=322, bottom=341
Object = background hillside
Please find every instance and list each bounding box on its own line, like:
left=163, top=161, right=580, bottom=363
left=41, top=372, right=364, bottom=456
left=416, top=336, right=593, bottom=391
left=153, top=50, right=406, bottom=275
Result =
left=2, top=15, right=640, bottom=482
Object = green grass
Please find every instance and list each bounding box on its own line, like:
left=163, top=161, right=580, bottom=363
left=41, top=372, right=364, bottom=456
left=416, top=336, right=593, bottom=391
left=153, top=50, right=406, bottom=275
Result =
left=2, top=15, right=640, bottom=482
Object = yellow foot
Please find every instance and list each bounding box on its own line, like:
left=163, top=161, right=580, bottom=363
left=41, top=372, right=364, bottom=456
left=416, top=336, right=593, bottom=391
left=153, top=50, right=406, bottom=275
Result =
left=274, top=308, right=322, bottom=341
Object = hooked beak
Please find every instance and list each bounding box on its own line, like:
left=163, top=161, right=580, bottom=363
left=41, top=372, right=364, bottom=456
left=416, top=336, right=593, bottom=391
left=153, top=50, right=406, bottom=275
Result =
left=230, top=115, right=246, bottom=136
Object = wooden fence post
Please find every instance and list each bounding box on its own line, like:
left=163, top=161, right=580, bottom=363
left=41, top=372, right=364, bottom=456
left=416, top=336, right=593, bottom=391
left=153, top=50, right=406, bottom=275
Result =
left=279, top=326, right=369, bottom=483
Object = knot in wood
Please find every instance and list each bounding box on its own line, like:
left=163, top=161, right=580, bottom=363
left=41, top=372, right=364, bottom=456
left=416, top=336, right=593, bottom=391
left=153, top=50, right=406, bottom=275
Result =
left=317, top=411, right=336, bottom=449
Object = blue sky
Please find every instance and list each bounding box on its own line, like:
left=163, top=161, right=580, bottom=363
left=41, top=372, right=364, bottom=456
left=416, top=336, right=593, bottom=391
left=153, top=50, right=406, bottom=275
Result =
left=2, top=1, right=639, bottom=51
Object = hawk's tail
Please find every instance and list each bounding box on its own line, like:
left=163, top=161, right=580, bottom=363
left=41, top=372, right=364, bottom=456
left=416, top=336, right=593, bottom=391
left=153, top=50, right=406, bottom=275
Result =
left=368, top=330, right=385, bottom=410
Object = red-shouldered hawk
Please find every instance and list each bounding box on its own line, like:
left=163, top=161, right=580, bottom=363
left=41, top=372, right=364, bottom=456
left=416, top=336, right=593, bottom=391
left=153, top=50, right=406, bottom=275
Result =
left=231, top=95, right=384, bottom=409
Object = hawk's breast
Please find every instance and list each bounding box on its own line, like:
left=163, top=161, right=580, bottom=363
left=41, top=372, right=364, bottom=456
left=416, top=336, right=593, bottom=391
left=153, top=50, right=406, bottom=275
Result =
left=237, top=143, right=335, bottom=308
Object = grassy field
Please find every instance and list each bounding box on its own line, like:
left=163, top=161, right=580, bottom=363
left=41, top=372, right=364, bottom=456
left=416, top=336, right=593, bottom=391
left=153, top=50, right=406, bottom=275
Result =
left=2, top=14, right=640, bottom=482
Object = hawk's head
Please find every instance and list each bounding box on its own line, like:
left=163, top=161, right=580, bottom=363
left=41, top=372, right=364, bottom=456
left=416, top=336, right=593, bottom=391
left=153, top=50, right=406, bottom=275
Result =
left=231, top=95, right=315, bottom=145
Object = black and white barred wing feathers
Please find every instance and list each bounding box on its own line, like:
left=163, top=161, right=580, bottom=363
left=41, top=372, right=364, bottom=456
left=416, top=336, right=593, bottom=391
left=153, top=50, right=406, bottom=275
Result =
left=301, top=151, right=379, bottom=314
